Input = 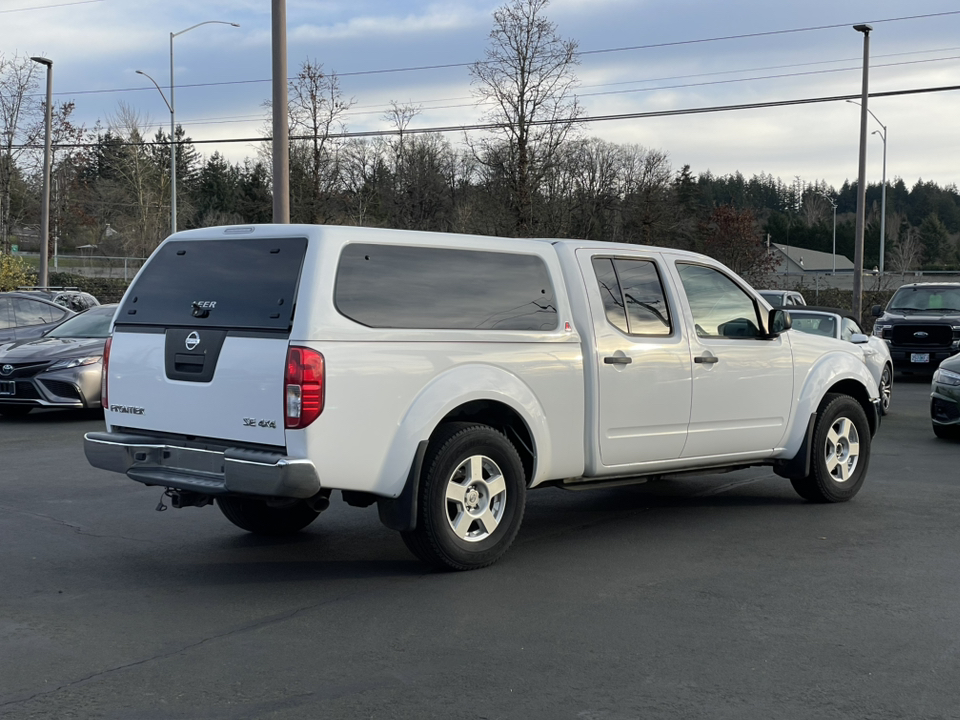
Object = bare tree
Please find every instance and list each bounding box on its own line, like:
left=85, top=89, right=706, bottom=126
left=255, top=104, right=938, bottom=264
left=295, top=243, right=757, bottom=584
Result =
left=470, top=0, right=582, bottom=236
left=103, top=103, right=167, bottom=257
left=888, top=226, right=924, bottom=279
left=0, top=53, right=43, bottom=252
left=287, top=59, right=355, bottom=223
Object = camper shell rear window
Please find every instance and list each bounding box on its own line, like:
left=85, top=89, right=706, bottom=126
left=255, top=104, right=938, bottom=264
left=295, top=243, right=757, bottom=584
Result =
left=116, top=237, right=307, bottom=331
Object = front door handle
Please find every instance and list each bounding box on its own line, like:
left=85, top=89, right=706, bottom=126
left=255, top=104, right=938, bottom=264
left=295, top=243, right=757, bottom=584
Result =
left=694, top=354, right=719, bottom=364
left=604, top=356, right=633, bottom=365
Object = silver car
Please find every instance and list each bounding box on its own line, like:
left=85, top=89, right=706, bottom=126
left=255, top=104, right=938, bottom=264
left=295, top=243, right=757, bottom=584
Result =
left=787, top=306, right=894, bottom=415
left=0, top=304, right=116, bottom=417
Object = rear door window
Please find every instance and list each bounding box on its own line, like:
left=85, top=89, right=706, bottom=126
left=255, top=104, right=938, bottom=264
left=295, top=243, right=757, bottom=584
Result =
left=12, top=298, right=64, bottom=327
left=116, top=238, right=307, bottom=331
left=591, top=257, right=671, bottom=336
left=335, top=243, right=558, bottom=331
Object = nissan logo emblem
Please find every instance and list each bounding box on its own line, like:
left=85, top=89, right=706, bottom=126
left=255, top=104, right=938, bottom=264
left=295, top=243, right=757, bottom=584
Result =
left=914, top=331, right=929, bottom=339
left=185, top=332, right=201, bottom=351
left=0, top=364, right=12, bottom=376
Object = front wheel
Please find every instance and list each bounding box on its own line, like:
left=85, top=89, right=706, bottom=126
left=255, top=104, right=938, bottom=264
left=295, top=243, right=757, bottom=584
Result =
left=401, top=423, right=527, bottom=571
left=879, top=364, right=893, bottom=416
left=790, top=393, right=871, bottom=503
left=216, top=497, right=321, bottom=535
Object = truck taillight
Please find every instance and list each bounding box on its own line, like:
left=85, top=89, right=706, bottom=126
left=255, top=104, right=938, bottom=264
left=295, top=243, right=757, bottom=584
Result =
left=285, top=347, right=324, bottom=429
left=100, top=336, right=112, bottom=409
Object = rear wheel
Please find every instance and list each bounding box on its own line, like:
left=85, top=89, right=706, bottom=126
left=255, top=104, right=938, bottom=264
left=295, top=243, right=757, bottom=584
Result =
left=216, top=497, right=321, bottom=535
left=401, top=423, right=526, bottom=571
left=790, top=394, right=871, bottom=503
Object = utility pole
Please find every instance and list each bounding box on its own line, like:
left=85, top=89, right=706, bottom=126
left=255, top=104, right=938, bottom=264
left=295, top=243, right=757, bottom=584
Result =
left=272, top=0, right=290, bottom=223
left=852, top=23, right=872, bottom=321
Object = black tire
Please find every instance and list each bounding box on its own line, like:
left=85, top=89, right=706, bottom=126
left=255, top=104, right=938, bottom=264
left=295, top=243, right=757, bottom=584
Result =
left=879, top=364, right=893, bottom=416
left=933, top=423, right=960, bottom=440
left=401, top=422, right=527, bottom=571
left=0, top=406, right=32, bottom=418
left=216, top=497, right=320, bottom=535
left=790, top=393, right=871, bottom=503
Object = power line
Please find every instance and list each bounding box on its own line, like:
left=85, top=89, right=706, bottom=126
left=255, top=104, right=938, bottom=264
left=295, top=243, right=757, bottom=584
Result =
left=41, top=48, right=960, bottom=134
left=32, top=11, right=960, bottom=100
left=0, top=0, right=102, bottom=14
left=576, top=10, right=960, bottom=57
left=16, top=84, right=960, bottom=150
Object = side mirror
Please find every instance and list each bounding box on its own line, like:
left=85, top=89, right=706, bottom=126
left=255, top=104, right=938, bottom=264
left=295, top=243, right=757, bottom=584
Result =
left=850, top=333, right=870, bottom=344
left=871, top=305, right=883, bottom=317
left=767, top=308, right=791, bottom=337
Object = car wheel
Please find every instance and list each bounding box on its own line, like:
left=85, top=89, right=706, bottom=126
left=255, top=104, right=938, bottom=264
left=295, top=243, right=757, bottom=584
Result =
left=401, top=422, right=526, bottom=571
left=216, top=497, right=321, bottom=535
left=790, top=393, right=871, bottom=503
left=0, top=406, right=32, bottom=418
left=879, top=364, right=893, bottom=416
left=932, top=423, right=960, bottom=440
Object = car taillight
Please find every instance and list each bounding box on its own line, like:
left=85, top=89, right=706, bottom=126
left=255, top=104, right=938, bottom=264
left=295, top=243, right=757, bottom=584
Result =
left=100, top=336, right=112, bottom=409
left=285, top=346, right=324, bottom=429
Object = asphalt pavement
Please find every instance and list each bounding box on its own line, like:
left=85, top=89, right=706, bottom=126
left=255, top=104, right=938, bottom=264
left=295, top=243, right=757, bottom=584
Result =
left=1, top=377, right=958, bottom=720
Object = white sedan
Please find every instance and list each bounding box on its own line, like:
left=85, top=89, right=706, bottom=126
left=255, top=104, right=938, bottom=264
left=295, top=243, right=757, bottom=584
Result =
left=786, top=306, right=894, bottom=415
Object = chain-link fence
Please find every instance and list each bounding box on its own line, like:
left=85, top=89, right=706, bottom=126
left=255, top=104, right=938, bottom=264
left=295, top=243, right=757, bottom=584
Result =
left=13, top=253, right=146, bottom=281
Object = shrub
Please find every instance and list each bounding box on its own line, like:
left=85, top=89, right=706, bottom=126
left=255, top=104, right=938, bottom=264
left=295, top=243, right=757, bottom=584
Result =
left=0, top=254, right=32, bottom=291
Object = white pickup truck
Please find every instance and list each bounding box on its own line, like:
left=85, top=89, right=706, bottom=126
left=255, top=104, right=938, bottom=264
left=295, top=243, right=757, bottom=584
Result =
left=85, top=225, right=881, bottom=570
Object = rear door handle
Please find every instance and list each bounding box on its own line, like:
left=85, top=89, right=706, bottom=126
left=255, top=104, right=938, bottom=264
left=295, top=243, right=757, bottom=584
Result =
left=604, top=356, right=633, bottom=365
left=694, top=355, right=719, bottom=364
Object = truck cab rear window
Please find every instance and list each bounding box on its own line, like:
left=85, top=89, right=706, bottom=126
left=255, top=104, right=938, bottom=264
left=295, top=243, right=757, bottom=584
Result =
left=335, top=243, right=558, bottom=331
left=116, top=238, right=307, bottom=331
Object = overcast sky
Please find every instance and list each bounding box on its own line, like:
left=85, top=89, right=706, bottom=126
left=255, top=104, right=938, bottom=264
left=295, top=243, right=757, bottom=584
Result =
left=4, top=0, right=960, bottom=191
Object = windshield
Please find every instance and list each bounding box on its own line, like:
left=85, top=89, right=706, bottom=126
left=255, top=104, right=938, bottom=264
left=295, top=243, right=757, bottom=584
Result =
left=788, top=313, right=837, bottom=338
left=889, top=287, right=960, bottom=312
left=47, top=306, right=115, bottom=338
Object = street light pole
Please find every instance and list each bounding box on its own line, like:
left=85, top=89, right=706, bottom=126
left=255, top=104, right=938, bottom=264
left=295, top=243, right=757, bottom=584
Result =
left=847, top=100, right=888, bottom=276
left=140, top=21, right=238, bottom=237
left=875, top=127, right=887, bottom=275
left=819, top=191, right=838, bottom=274
left=30, top=56, right=53, bottom=289
left=852, top=23, right=873, bottom=321
left=169, top=21, right=239, bottom=234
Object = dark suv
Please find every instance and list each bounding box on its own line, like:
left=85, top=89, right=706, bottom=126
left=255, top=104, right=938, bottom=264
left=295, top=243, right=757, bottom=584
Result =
left=872, top=282, right=960, bottom=373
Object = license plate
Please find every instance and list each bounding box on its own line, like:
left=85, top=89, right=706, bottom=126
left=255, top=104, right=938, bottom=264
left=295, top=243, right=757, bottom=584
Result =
left=911, top=353, right=930, bottom=364
left=0, top=381, right=14, bottom=396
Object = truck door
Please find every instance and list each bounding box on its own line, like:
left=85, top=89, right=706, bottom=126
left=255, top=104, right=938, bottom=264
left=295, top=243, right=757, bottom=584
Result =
left=579, top=251, right=692, bottom=466
left=674, top=262, right=794, bottom=458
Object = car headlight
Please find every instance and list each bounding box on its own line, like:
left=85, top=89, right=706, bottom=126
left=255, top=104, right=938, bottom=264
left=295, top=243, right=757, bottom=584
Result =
left=46, top=355, right=102, bottom=371
left=873, top=323, right=891, bottom=338
left=934, top=367, right=960, bottom=386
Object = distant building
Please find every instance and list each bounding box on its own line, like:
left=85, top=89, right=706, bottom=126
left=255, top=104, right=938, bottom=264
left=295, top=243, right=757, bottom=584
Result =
left=769, top=243, right=853, bottom=274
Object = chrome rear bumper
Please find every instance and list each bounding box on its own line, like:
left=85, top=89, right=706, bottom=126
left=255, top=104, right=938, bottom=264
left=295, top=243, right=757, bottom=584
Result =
left=84, top=431, right=321, bottom=499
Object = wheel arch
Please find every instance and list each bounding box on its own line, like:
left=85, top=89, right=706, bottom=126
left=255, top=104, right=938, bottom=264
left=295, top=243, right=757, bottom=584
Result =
left=377, top=364, right=553, bottom=497
left=376, top=365, right=550, bottom=533
left=824, top=378, right=879, bottom=436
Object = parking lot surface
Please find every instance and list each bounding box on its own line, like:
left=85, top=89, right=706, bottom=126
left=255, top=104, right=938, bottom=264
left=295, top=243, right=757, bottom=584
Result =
left=1, top=379, right=959, bottom=719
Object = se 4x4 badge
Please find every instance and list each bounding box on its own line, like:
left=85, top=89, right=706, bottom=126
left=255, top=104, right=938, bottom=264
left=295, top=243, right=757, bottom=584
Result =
left=243, top=418, right=277, bottom=428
